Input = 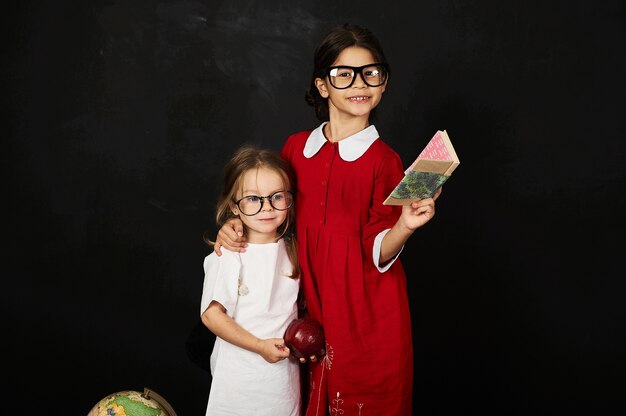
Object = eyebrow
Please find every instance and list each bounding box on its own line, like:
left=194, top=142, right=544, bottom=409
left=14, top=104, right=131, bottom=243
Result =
left=240, top=188, right=284, bottom=195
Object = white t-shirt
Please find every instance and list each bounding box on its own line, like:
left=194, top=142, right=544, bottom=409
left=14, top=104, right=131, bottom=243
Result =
left=200, top=239, right=301, bottom=416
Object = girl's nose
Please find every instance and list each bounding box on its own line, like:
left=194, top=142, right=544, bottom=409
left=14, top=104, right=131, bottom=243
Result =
left=260, top=197, right=273, bottom=211
left=353, top=72, right=367, bottom=87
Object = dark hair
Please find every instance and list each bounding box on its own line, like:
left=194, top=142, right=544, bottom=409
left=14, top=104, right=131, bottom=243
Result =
left=305, top=23, right=390, bottom=122
left=205, top=145, right=300, bottom=279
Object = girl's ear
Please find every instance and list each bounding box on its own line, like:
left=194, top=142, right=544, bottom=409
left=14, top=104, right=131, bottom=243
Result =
left=229, top=202, right=239, bottom=216
left=315, top=77, right=329, bottom=98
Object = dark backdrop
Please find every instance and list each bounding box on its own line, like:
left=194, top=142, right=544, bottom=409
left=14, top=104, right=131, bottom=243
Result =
left=6, top=1, right=625, bottom=414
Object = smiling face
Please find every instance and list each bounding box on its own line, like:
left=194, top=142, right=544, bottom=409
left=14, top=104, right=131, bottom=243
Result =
left=232, top=167, right=290, bottom=244
left=315, top=46, right=387, bottom=122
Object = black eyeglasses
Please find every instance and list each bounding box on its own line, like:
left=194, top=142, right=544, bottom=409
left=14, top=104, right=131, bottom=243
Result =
left=326, top=63, right=389, bottom=89
left=233, top=190, right=294, bottom=216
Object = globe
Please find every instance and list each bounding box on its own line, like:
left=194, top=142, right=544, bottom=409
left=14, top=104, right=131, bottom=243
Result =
left=87, top=387, right=176, bottom=416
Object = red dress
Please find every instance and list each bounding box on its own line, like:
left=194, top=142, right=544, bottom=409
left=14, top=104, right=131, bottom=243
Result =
left=281, top=124, right=413, bottom=416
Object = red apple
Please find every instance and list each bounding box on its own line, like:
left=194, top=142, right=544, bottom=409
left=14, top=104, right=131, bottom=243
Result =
left=283, top=318, right=326, bottom=359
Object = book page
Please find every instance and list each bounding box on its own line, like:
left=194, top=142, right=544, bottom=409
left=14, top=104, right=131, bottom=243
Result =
left=406, top=130, right=453, bottom=173
left=417, top=130, right=453, bottom=160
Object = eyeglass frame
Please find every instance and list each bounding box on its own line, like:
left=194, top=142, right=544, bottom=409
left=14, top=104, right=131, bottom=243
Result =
left=325, top=63, right=389, bottom=89
left=233, top=190, right=295, bottom=216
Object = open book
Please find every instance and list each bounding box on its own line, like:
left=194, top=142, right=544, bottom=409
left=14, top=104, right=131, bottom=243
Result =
left=383, top=130, right=460, bottom=205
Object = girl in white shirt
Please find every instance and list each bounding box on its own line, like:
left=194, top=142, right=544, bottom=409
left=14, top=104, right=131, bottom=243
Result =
left=200, top=145, right=301, bottom=416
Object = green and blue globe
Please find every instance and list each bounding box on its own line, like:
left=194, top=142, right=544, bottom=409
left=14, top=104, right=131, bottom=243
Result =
left=88, top=388, right=175, bottom=416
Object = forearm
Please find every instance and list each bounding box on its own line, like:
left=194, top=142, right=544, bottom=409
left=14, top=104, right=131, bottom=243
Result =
left=201, top=304, right=261, bottom=355
left=379, top=220, right=414, bottom=264
left=380, top=197, right=438, bottom=264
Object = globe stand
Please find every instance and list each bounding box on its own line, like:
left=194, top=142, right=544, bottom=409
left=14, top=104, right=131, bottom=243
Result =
left=143, top=387, right=177, bottom=416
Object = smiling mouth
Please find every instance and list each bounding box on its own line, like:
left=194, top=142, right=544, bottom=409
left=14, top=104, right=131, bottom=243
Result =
left=348, top=96, right=369, bottom=101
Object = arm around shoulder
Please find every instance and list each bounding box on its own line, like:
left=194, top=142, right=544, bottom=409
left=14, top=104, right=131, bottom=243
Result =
left=215, top=217, right=247, bottom=254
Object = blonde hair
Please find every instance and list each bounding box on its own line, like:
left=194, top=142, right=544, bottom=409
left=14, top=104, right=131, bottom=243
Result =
left=205, top=145, right=300, bottom=279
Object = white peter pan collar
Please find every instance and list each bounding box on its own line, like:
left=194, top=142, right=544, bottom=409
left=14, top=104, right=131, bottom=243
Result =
left=303, top=122, right=379, bottom=162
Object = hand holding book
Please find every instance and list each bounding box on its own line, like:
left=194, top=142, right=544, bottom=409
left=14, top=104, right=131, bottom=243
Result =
left=383, top=130, right=460, bottom=205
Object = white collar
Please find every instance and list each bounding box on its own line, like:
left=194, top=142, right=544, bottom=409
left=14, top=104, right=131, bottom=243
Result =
left=303, top=122, right=379, bottom=162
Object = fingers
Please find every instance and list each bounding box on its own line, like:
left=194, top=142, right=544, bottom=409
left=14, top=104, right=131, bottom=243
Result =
left=222, top=226, right=239, bottom=243
left=415, top=201, right=435, bottom=217
left=225, top=217, right=245, bottom=238
left=298, top=355, right=318, bottom=364
left=235, top=222, right=244, bottom=237
left=274, top=346, right=290, bottom=359
left=214, top=241, right=222, bottom=256
left=217, top=226, right=247, bottom=253
left=417, top=205, right=434, bottom=218
left=262, top=339, right=290, bottom=362
left=228, top=219, right=247, bottom=244
left=408, top=203, right=433, bottom=217
left=410, top=197, right=434, bottom=208
left=433, top=186, right=442, bottom=201
left=403, top=198, right=436, bottom=229
left=217, top=228, right=236, bottom=246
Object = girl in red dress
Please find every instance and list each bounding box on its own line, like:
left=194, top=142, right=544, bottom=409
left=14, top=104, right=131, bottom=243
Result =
left=216, top=24, right=440, bottom=416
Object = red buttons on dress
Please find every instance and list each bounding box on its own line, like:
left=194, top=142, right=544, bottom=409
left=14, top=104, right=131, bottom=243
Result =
left=321, top=181, right=326, bottom=186
left=320, top=201, right=325, bottom=206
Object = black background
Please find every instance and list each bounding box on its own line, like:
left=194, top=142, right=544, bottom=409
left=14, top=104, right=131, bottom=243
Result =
left=6, top=1, right=625, bottom=414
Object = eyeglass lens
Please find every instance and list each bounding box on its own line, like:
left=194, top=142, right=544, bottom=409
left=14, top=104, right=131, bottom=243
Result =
left=236, top=191, right=293, bottom=215
left=328, top=64, right=387, bottom=89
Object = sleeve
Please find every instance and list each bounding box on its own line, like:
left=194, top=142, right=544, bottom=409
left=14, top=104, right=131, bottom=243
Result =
left=373, top=229, right=403, bottom=272
left=280, top=133, right=295, bottom=163
left=281, top=134, right=300, bottom=193
left=362, top=146, right=405, bottom=271
left=199, top=251, right=241, bottom=317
